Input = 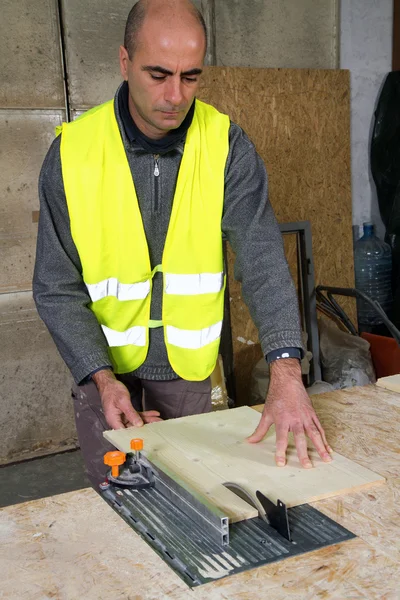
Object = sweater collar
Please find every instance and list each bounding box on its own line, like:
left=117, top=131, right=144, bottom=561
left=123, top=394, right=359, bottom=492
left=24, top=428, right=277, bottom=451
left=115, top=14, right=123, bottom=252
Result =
left=118, top=81, right=195, bottom=155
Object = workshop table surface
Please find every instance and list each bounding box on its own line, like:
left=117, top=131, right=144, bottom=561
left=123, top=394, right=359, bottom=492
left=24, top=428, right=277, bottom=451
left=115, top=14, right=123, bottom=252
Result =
left=1, top=385, right=399, bottom=600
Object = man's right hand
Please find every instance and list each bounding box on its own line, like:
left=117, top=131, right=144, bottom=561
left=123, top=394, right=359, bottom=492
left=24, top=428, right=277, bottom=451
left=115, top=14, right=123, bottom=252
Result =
left=92, top=369, right=162, bottom=430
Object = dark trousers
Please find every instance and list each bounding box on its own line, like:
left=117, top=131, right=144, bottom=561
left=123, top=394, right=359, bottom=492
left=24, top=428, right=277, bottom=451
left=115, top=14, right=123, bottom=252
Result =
left=72, top=374, right=212, bottom=488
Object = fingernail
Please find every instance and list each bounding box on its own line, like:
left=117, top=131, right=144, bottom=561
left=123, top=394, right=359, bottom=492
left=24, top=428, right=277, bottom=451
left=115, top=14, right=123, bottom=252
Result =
left=328, top=447, right=334, bottom=453
left=323, top=454, right=332, bottom=462
left=276, top=458, right=286, bottom=467
left=304, top=460, right=313, bottom=469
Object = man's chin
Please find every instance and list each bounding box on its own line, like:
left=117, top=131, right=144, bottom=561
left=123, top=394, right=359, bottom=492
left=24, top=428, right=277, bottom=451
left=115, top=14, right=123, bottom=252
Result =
left=156, top=117, right=184, bottom=131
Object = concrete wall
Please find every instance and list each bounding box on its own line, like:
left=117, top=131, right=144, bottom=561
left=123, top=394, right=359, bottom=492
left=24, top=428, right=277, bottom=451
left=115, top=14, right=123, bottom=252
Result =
left=0, top=0, right=75, bottom=464
left=215, top=0, right=338, bottom=68
left=340, top=0, right=393, bottom=240
left=0, top=0, right=340, bottom=462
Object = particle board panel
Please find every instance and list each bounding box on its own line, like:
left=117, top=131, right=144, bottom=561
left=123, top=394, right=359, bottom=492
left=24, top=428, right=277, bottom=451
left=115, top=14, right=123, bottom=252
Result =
left=2, top=386, right=400, bottom=598
left=198, top=68, right=354, bottom=404
left=104, top=405, right=384, bottom=523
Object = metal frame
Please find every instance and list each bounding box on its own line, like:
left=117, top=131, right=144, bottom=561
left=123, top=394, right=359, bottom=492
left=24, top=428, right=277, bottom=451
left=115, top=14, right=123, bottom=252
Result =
left=279, top=221, right=322, bottom=384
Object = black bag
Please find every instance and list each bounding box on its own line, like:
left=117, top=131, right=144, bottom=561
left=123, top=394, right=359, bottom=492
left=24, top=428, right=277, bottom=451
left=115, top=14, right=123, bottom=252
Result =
left=371, top=72, right=400, bottom=328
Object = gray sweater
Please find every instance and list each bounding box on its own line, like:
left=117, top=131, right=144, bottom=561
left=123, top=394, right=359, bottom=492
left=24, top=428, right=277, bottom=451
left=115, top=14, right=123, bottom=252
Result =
left=33, top=86, right=303, bottom=384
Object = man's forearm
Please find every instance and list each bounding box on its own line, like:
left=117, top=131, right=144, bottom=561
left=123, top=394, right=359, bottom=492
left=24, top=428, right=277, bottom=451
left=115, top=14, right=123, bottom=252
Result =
left=269, top=358, right=303, bottom=385
left=222, top=124, right=304, bottom=355
left=33, top=135, right=111, bottom=384
left=92, top=368, right=117, bottom=393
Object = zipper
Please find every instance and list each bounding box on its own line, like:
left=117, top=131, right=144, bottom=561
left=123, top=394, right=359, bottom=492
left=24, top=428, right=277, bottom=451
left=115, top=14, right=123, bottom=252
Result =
left=153, top=154, right=160, bottom=212
left=154, top=154, right=160, bottom=177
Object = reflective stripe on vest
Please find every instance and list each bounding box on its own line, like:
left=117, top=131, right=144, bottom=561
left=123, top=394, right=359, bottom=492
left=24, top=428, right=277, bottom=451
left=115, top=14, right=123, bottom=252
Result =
left=102, top=321, right=222, bottom=350
left=86, top=271, right=224, bottom=302
left=102, top=324, right=146, bottom=347
left=165, top=272, right=224, bottom=295
left=86, top=278, right=151, bottom=302
left=166, top=321, right=223, bottom=349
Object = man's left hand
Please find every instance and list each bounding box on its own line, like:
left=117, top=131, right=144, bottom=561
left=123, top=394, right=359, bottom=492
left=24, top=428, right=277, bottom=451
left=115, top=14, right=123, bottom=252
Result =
left=247, top=358, right=333, bottom=468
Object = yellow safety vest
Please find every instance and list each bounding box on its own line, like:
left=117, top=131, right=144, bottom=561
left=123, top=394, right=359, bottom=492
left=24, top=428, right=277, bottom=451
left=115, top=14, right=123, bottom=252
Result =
left=57, top=98, right=230, bottom=380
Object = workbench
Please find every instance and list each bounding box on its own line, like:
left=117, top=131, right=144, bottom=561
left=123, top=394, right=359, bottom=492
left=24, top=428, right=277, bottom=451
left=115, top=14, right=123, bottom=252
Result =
left=1, top=385, right=399, bottom=599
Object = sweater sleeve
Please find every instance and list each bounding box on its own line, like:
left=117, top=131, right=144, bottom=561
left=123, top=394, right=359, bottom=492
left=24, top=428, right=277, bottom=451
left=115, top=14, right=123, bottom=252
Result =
left=32, top=135, right=112, bottom=383
left=222, top=123, right=305, bottom=355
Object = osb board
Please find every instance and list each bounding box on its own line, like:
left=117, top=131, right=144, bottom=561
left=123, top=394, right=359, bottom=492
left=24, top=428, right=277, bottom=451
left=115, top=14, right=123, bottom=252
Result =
left=2, top=386, right=400, bottom=599
left=198, top=68, right=354, bottom=404
left=104, top=406, right=384, bottom=523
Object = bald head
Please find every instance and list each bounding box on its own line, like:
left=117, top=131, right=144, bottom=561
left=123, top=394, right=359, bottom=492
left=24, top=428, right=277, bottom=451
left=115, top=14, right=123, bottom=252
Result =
left=124, top=0, right=207, bottom=59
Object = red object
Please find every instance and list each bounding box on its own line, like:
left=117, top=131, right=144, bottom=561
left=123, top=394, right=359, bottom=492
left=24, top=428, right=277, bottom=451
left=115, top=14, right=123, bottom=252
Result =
left=361, top=332, right=400, bottom=378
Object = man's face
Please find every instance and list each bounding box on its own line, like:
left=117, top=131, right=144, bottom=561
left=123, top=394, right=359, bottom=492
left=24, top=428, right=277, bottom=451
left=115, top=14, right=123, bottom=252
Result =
left=119, top=17, right=206, bottom=139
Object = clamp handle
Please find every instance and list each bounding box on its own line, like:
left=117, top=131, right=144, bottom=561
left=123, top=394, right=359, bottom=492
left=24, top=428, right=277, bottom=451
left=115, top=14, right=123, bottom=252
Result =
left=130, top=438, right=144, bottom=451
left=104, top=450, right=126, bottom=478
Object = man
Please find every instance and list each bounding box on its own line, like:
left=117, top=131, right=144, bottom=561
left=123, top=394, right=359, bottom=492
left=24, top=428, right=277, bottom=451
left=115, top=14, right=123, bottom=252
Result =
left=33, top=0, right=332, bottom=488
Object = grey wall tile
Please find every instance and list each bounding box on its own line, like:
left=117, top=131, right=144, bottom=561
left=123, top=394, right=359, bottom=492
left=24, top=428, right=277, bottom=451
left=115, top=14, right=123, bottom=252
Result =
left=0, top=0, right=65, bottom=108
left=0, top=109, right=65, bottom=292
left=215, top=0, right=338, bottom=69
left=0, top=292, right=75, bottom=463
left=62, top=0, right=133, bottom=109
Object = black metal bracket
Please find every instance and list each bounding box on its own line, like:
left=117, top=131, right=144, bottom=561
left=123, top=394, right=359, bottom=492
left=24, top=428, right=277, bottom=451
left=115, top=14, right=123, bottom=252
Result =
left=279, top=221, right=322, bottom=385
left=256, top=491, right=291, bottom=542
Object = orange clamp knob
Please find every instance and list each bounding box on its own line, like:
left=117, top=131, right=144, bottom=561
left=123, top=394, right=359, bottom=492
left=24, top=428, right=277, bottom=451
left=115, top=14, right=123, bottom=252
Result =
left=104, top=450, right=126, bottom=478
left=130, top=438, right=144, bottom=451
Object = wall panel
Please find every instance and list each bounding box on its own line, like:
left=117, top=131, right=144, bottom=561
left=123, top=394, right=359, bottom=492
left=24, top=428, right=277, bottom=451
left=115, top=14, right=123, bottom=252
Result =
left=0, top=0, right=65, bottom=108
left=199, top=67, right=353, bottom=403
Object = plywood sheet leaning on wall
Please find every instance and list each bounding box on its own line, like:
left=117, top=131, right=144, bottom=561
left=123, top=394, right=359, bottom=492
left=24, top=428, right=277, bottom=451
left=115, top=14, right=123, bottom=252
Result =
left=104, top=406, right=385, bottom=524
left=197, top=68, right=354, bottom=404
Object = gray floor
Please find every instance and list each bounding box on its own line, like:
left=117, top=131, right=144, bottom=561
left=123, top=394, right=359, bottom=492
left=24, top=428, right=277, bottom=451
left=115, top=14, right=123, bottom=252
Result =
left=0, top=450, right=90, bottom=508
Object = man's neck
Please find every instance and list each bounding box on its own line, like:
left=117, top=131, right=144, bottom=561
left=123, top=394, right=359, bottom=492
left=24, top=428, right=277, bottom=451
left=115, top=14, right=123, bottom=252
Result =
left=117, top=82, right=195, bottom=155
left=128, top=95, right=167, bottom=140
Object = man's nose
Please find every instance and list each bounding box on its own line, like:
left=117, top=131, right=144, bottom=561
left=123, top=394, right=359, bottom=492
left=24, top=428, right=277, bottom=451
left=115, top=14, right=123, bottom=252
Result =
left=164, top=77, right=184, bottom=107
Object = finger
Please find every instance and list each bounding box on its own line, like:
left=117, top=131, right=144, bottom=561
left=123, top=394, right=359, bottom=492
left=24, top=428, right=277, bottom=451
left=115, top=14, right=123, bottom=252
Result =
left=275, top=425, right=289, bottom=467
left=305, top=421, right=332, bottom=463
left=104, top=410, right=125, bottom=430
left=246, top=413, right=273, bottom=444
left=140, top=411, right=161, bottom=417
left=312, top=415, right=333, bottom=453
left=293, top=427, right=312, bottom=468
left=142, top=416, right=163, bottom=424
left=120, top=399, right=144, bottom=427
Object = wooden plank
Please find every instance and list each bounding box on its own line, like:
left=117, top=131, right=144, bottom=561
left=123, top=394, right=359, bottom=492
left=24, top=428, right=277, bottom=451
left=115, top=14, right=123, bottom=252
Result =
left=1, top=385, right=400, bottom=599
left=104, top=405, right=385, bottom=522
left=376, top=374, right=400, bottom=393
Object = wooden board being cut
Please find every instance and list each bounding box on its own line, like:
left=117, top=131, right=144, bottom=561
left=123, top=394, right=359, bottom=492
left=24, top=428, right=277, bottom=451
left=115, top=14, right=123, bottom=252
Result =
left=104, top=406, right=384, bottom=523
left=376, top=374, right=400, bottom=393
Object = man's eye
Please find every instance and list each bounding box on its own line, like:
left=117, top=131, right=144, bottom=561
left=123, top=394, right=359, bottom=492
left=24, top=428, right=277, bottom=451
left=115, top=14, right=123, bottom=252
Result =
left=184, top=77, right=197, bottom=83
left=150, top=74, right=166, bottom=80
